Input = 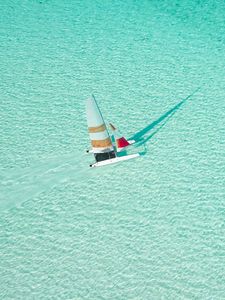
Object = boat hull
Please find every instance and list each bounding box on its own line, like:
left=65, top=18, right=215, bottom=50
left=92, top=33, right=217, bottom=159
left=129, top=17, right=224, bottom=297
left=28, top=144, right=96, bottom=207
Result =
left=90, top=153, right=140, bottom=168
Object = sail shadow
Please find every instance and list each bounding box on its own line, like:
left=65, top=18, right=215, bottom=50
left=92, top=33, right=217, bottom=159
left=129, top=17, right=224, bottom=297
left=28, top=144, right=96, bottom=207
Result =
left=136, top=108, right=178, bottom=147
left=130, top=88, right=200, bottom=144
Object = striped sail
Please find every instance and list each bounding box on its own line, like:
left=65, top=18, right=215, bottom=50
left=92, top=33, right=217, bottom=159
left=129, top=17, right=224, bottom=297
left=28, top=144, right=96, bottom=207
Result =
left=86, top=95, right=115, bottom=162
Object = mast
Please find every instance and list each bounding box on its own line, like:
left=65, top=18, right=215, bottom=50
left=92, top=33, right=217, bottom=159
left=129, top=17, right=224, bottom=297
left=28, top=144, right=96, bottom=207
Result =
left=86, top=95, right=116, bottom=162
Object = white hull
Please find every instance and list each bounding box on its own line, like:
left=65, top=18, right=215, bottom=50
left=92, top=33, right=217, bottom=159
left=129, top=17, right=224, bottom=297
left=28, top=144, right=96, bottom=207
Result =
left=90, top=153, right=140, bottom=168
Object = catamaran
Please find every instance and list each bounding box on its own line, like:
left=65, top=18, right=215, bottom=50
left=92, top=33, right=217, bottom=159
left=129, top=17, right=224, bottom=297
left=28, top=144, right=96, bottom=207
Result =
left=86, top=95, right=140, bottom=168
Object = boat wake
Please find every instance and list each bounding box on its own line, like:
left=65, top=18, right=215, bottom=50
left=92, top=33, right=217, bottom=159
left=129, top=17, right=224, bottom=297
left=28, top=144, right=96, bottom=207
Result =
left=0, top=152, right=86, bottom=211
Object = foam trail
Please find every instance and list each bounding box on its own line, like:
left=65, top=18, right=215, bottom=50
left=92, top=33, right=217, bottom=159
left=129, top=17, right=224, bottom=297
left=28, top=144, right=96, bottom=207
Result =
left=0, top=152, right=88, bottom=211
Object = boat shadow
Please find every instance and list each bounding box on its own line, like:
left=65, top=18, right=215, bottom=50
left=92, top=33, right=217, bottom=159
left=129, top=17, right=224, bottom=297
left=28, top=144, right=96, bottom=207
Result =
left=130, top=88, right=200, bottom=155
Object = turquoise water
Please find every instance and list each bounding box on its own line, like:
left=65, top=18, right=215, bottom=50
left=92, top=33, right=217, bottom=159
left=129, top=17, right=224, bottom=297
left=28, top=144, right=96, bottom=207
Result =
left=0, top=0, right=225, bottom=298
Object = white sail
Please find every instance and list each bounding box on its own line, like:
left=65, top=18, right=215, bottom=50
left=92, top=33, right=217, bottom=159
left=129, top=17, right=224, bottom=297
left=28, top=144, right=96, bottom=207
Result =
left=86, top=95, right=116, bottom=162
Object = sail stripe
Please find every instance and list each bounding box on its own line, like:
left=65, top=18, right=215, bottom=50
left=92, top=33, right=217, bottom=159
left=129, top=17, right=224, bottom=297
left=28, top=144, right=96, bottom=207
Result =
left=91, top=138, right=112, bottom=148
left=88, top=124, right=106, bottom=133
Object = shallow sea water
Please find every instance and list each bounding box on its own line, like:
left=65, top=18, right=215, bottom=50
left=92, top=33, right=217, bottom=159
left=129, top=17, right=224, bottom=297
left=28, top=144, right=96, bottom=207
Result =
left=0, top=0, right=225, bottom=299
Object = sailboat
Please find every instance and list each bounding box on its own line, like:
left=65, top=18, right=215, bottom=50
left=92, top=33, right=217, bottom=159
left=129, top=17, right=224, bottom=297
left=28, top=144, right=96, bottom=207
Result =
left=86, top=95, right=140, bottom=168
